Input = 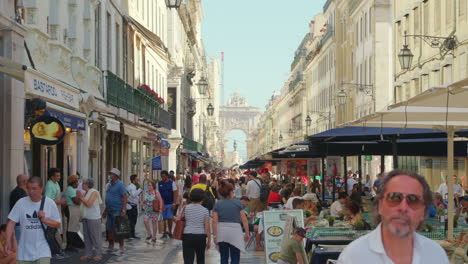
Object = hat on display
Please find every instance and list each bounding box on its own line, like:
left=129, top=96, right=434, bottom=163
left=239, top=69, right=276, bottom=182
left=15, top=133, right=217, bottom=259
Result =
left=302, top=193, right=319, bottom=203
left=243, top=170, right=251, bottom=175
left=259, top=168, right=269, bottom=174
left=110, top=168, right=121, bottom=177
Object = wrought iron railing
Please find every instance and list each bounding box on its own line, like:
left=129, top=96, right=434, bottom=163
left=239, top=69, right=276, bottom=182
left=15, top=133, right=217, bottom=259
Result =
left=105, top=71, right=173, bottom=129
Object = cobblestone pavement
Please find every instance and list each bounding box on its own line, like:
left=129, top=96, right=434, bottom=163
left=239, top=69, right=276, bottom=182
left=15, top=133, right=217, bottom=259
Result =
left=52, top=216, right=266, bottom=264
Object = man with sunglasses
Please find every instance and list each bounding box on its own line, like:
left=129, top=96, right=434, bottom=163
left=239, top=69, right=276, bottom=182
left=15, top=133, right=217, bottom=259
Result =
left=338, top=170, right=449, bottom=264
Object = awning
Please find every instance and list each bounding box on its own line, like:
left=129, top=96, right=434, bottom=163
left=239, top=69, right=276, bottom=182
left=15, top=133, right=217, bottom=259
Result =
left=344, top=78, right=468, bottom=240
left=104, top=117, right=121, bottom=132
left=123, top=123, right=145, bottom=138
left=46, top=105, right=86, bottom=130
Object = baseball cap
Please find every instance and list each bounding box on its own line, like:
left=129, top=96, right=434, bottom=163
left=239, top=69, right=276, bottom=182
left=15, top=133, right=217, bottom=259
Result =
left=295, top=227, right=306, bottom=238
left=109, top=168, right=121, bottom=177
left=302, top=193, right=319, bottom=203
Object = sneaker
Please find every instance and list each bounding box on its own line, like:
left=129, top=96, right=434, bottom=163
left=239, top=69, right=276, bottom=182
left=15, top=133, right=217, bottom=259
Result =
left=167, top=232, right=173, bottom=239
left=118, top=247, right=126, bottom=255
left=161, top=233, right=168, bottom=239
left=106, top=247, right=117, bottom=253
left=145, top=237, right=152, bottom=244
left=151, top=238, right=157, bottom=244
left=54, top=254, right=65, bottom=260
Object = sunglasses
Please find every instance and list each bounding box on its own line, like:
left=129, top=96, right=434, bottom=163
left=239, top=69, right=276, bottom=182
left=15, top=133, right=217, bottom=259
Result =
left=385, top=192, right=424, bottom=210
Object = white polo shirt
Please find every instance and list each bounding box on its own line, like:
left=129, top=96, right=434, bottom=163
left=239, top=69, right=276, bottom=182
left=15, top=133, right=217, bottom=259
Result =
left=337, top=224, right=449, bottom=264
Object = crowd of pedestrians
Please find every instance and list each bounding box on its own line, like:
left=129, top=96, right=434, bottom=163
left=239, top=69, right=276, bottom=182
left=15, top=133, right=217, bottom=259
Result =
left=3, top=166, right=464, bottom=264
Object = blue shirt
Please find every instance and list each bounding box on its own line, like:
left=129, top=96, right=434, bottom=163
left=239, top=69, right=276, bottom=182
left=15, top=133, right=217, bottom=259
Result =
left=158, top=180, right=176, bottom=205
left=105, top=180, right=127, bottom=212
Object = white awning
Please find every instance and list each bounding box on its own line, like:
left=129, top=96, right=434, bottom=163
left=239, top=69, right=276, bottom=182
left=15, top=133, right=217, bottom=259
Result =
left=123, top=124, right=146, bottom=138
left=104, top=117, right=121, bottom=132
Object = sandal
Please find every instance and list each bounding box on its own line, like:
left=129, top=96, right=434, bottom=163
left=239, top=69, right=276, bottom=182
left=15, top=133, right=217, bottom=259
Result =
left=92, top=256, right=102, bottom=261
left=79, top=256, right=89, bottom=261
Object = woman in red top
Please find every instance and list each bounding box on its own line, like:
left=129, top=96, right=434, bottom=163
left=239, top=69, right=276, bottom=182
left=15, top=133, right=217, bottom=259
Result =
left=267, top=185, right=282, bottom=207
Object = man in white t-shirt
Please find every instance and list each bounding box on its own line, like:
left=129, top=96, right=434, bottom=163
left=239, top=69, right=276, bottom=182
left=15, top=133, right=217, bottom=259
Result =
left=5, top=176, right=61, bottom=264
left=337, top=170, right=449, bottom=264
left=330, top=192, right=348, bottom=217
left=438, top=175, right=463, bottom=203
left=346, top=175, right=357, bottom=195
left=284, top=187, right=303, bottom=210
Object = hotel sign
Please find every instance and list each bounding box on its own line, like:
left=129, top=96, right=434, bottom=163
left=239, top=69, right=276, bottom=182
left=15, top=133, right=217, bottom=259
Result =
left=25, top=69, right=80, bottom=109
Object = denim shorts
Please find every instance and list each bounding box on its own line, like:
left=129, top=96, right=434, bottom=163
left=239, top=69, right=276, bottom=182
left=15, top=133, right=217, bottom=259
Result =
left=162, top=204, right=174, bottom=220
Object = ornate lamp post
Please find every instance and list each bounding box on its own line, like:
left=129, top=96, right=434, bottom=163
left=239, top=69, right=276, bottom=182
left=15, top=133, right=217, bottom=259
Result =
left=207, top=103, right=214, bottom=116
left=197, top=76, right=209, bottom=95
left=165, top=0, right=182, bottom=9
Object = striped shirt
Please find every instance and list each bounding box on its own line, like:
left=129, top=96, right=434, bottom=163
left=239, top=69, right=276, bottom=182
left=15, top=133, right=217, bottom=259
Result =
left=183, top=203, right=209, bottom=234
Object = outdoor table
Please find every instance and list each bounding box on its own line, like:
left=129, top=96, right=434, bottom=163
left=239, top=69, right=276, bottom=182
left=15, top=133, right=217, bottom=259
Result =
left=310, top=247, right=343, bottom=264
left=305, top=236, right=355, bottom=253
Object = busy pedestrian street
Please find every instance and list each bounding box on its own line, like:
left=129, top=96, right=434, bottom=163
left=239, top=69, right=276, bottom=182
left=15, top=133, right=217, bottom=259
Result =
left=50, top=216, right=265, bottom=264
left=3, top=0, right=468, bottom=263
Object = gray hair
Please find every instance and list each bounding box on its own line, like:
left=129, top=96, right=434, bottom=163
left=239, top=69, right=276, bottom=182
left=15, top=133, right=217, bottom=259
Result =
left=83, top=178, right=95, bottom=189
left=375, top=169, right=433, bottom=224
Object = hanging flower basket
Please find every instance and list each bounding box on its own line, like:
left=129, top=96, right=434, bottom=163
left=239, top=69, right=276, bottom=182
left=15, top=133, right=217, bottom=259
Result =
left=138, top=84, right=161, bottom=103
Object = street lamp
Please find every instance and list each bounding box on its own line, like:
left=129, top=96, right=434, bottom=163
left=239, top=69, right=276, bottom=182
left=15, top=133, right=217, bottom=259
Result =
left=288, top=128, right=293, bottom=137
left=197, top=76, right=209, bottom=95
left=207, top=103, right=214, bottom=116
left=398, top=31, right=457, bottom=70
left=165, top=0, right=182, bottom=8
left=337, top=88, right=347, bottom=106
left=279, top=133, right=283, bottom=142
left=398, top=43, right=414, bottom=71
left=305, top=115, right=312, bottom=127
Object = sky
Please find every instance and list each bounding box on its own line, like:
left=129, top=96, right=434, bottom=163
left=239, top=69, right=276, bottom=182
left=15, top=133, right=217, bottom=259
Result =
left=202, top=0, right=327, bottom=162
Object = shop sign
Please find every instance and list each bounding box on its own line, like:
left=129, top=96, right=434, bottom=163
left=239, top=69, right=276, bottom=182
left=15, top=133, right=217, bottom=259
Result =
left=46, top=108, right=86, bottom=130
left=29, top=115, right=65, bottom=145
left=25, top=70, right=80, bottom=109
left=263, top=210, right=304, bottom=264
left=365, top=155, right=373, bottom=161
left=152, top=156, right=162, bottom=170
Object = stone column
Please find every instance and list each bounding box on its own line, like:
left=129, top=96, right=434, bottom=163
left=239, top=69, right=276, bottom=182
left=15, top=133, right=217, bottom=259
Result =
left=167, top=138, right=183, bottom=173
left=0, top=17, right=26, bottom=223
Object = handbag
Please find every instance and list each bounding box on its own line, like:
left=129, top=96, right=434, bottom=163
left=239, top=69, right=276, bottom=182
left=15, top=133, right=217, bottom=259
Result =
left=152, top=199, right=161, bottom=212
left=173, top=207, right=185, bottom=240
left=114, top=216, right=130, bottom=239
left=39, top=196, right=61, bottom=255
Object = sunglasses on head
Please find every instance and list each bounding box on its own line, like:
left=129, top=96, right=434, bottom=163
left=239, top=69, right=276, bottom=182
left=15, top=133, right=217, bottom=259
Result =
left=385, top=192, right=424, bottom=210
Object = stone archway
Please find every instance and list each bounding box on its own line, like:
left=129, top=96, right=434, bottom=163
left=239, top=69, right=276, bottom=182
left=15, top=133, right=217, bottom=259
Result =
left=219, top=93, right=261, bottom=163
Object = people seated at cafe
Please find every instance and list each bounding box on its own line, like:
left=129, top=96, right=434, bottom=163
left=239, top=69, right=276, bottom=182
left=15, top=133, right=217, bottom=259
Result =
left=434, top=192, right=447, bottom=209
left=330, top=192, right=348, bottom=218
left=284, top=188, right=302, bottom=210
left=344, top=200, right=364, bottom=226
left=302, top=193, right=319, bottom=216
left=350, top=183, right=362, bottom=206
left=277, top=228, right=307, bottom=264
left=240, top=196, right=263, bottom=251
left=267, top=185, right=282, bottom=207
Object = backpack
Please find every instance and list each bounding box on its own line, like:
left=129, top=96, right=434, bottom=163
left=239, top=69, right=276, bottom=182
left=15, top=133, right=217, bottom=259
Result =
left=201, top=183, right=215, bottom=210
left=254, top=179, right=270, bottom=203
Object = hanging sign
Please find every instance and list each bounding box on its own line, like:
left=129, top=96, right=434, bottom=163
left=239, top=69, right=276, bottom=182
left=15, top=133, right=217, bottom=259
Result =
left=29, top=115, right=65, bottom=145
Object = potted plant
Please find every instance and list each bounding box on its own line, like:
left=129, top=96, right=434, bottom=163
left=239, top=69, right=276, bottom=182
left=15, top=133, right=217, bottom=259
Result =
left=337, top=212, right=346, bottom=221
left=353, top=219, right=365, bottom=230
left=327, top=216, right=335, bottom=227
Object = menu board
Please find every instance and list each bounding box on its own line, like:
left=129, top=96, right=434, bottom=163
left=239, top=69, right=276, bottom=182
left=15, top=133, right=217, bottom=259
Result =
left=263, top=210, right=304, bottom=264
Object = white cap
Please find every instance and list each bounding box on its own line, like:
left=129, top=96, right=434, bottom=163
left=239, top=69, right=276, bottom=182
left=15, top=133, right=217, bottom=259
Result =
left=110, top=168, right=121, bottom=177
left=302, top=193, right=319, bottom=203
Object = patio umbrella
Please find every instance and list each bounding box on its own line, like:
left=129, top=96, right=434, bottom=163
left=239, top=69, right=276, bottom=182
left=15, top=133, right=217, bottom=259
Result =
left=342, top=78, right=468, bottom=239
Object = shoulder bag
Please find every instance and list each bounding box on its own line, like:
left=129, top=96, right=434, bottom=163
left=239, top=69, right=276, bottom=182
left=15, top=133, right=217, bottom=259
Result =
left=173, top=206, right=185, bottom=240
left=39, top=196, right=61, bottom=255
